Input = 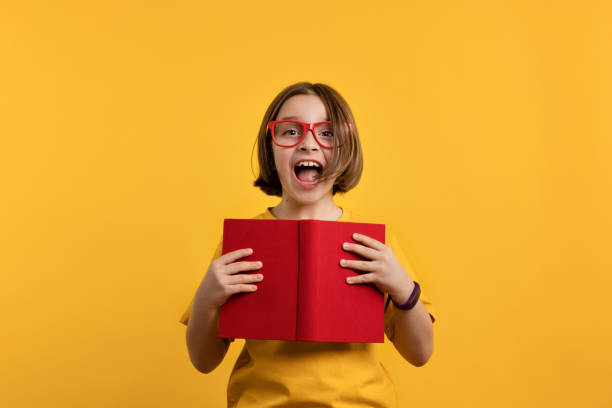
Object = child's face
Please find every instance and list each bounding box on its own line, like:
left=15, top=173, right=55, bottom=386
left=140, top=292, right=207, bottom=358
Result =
left=272, top=94, right=337, bottom=205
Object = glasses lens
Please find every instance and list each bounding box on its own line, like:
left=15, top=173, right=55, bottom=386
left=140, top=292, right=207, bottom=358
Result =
left=314, top=123, right=335, bottom=148
left=273, top=121, right=303, bottom=146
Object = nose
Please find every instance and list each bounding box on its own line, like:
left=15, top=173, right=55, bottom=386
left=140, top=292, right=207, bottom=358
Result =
left=298, top=128, right=319, bottom=151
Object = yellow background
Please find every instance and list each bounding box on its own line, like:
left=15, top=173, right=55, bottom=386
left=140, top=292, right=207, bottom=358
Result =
left=1, top=1, right=611, bottom=407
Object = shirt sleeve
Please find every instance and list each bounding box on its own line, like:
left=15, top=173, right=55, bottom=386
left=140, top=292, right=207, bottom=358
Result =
left=383, top=230, right=436, bottom=343
left=179, top=240, right=235, bottom=343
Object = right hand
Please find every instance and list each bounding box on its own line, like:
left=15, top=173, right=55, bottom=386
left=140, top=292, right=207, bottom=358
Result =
left=195, top=247, right=264, bottom=310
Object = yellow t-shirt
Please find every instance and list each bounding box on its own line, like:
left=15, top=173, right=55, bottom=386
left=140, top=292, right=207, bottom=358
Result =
left=179, top=208, right=436, bottom=408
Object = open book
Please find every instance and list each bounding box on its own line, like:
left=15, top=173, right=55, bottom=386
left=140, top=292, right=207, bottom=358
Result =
left=219, top=218, right=386, bottom=343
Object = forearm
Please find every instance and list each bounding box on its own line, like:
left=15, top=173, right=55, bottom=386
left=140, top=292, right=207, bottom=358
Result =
left=185, top=297, right=229, bottom=373
left=390, top=284, right=434, bottom=367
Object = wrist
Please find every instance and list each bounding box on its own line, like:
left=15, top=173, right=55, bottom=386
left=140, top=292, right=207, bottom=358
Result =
left=389, top=280, right=421, bottom=311
left=193, top=295, right=221, bottom=318
left=390, top=279, right=415, bottom=305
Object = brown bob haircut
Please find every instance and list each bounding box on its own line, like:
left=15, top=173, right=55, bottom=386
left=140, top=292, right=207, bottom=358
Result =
left=253, top=82, right=363, bottom=197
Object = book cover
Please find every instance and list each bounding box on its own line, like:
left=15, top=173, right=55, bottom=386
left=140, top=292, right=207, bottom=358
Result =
left=219, top=218, right=385, bottom=342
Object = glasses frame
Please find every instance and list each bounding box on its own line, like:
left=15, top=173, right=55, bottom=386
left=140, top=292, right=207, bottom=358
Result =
left=267, top=120, right=344, bottom=149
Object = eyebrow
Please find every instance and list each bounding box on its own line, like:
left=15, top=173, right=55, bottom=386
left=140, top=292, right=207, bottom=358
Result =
left=279, top=116, right=330, bottom=121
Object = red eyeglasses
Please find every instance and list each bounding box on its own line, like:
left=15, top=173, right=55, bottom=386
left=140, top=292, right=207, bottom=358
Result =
left=267, top=120, right=350, bottom=149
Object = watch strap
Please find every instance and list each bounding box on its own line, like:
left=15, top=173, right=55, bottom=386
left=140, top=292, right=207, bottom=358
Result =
left=385, top=281, right=421, bottom=311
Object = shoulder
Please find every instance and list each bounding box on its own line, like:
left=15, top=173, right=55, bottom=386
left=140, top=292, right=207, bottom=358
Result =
left=340, top=209, right=376, bottom=223
left=250, top=208, right=275, bottom=220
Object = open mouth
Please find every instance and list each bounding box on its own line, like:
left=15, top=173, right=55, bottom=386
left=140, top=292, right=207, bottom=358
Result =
left=293, top=160, right=323, bottom=185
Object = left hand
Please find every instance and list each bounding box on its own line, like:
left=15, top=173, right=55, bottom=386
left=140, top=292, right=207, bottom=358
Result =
left=340, top=233, right=415, bottom=304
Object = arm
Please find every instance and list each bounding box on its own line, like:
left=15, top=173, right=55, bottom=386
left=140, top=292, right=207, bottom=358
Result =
left=185, top=297, right=230, bottom=374
left=341, top=233, right=434, bottom=367
left=387, top=284, right=433, bottom=367
left=183, top=247, right=264, bottom=373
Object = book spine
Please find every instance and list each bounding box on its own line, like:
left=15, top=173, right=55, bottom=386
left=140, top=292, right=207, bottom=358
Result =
left=296, top=220, right=320, bottom=341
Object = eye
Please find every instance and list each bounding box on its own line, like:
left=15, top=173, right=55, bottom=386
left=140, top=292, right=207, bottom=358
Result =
left=320, top=131, right=334, bottom=138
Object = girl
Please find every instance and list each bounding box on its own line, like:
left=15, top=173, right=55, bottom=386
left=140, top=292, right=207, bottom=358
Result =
left=180, top=82, right=435, bottom=407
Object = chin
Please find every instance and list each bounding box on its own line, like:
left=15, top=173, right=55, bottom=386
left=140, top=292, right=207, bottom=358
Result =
left=294, top=186, right=334, bottom=205
left=282, top=179, right=333, bottom=204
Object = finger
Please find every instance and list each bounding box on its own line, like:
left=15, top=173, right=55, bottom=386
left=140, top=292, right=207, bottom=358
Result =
left=346, top=273, right=376, bottom=284
left=339, top=258, right=377, bottom=272
left=227, top=283, right=258, bottom=295
left=225, top=260, right=263, bottom=275
left=342, top=241, right=379, bottom=260
left=352, top=233, right=386, bottom=251
left=218, top=248, right=254, bottom=265
left=227, top=273, right=263, bottom=285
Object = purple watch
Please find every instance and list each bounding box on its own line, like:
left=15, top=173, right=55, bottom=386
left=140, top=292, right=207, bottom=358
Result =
left=385, top=281, right=420, bottom=311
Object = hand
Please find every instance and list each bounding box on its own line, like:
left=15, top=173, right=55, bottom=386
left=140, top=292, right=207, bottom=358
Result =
left=195, top=248, right=264, bottom=310
left=340, top=233, right=415, bottom=304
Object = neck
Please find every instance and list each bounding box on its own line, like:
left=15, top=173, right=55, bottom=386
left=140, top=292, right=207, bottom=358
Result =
left=271, top=194, right=342, bottom=221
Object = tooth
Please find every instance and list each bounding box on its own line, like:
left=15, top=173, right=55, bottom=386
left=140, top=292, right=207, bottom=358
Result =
left=295, top=161, right=322, bottom=168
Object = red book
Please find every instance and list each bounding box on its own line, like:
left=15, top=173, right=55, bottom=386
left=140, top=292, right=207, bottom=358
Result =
left=219, top=218, right=386, bottom=343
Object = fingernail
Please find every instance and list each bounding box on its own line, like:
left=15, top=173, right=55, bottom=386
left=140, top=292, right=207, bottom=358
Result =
left=353, top=233, right=359, bottom=239
left=248, top=248, right=253, bottom=253
left=346, top=277, right=352, bottom=283
left=342, top=242, right=348, bottom=249
left=340, top=259, right=346, bottom=266
left=258, top=261, right=263, bottom=267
